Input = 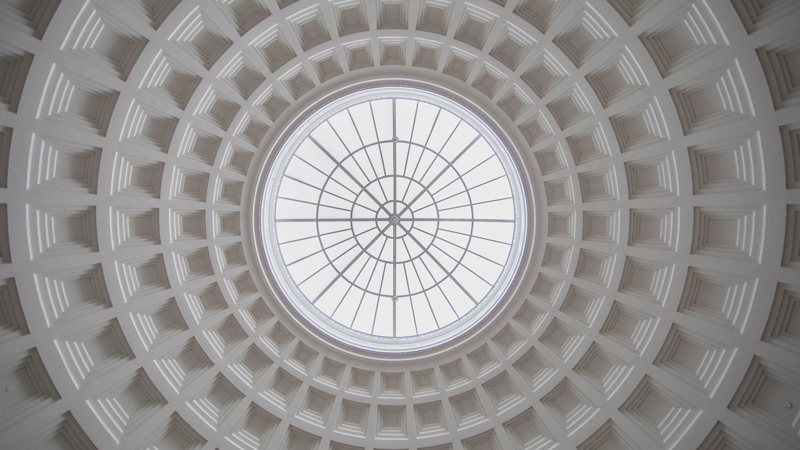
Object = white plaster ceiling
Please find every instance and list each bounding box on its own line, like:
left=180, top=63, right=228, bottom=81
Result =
left=0, top=0, right=799, bottom=449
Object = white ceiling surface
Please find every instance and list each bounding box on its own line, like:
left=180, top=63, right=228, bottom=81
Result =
left=0, top=0, right=798, bottom=449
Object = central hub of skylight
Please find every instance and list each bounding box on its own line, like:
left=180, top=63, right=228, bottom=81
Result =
left=261, top=86, right=527, bottom=353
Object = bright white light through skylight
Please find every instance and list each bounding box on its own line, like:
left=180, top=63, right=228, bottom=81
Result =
left=262, top=87, right=526, bottom=351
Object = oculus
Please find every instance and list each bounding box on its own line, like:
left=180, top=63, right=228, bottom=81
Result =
left=261, top=86, right=527, bottom=352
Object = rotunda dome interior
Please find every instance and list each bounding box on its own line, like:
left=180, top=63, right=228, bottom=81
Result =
left=0, top=0, right=799, bottom=449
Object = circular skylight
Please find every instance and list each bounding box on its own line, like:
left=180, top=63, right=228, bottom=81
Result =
left=262, top=86, right=527, bottom=352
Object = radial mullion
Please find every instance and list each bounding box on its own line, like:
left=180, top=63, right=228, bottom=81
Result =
left=400, top=145, right=423, bottom=203
left=286, top=158, right=344, bottom=196
left=436, top=241, right=495, bottom=286
left=313, top=223, right=392, bottom=303
left=453, top=173, right=508, bottom=197
left=309, top=135, right=391, bottom=216
left=403, top=225, right=476, bottom=306
left=277, top=217, right=378, bottom=223
left=421, top=108, right=442, bottom=149
left=430, top=154, right=494, bottom=198
left=412, top=202, right=437, bottom=214
left=437, top=196, right=512, bottom=213
left=285, top=230, right=359, bottom=267
left=408, top=252, right=440, bottom=328
left=282, top=172, right=357, bottom=206
left=330, top=252, right=373, bottom=320
left=437, top=226, right=512, bottom=247
left=329, top=117, right=374, bottom=183
left=347, top=108, right=389, bottom=203
left=393, top=99, right=397, bottom=214
left=430, top=183, right=470, bottom=206
left=415, top=119, right=467, bottom=183
left=278, top=196, right=350, bottom=212
left=370, top=262, right=389, bottom=335
left=295, top=240, right=359, bottom=287
left=401, top=263, right=419, bottom=335
left=322, top=166, right=363, bottom=199
left=361, top=234, right=391, bottom=297
left=368, top=103, right=389, bottom=181
left=405, top=145, right=428, bottom=193
left=412, top=217, right=515, bottom=223
left=350, top=257, right=381, bottom=328
left=279, top=227, right=347, bottom=246
left=393, top=227, right=397, bottom=300
left=399, top=136, right=481, bottom=216
left=404, top=119, right=462, bottom=204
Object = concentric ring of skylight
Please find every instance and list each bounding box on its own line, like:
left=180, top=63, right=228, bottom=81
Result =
left=262, top=87, right=527, bottom=352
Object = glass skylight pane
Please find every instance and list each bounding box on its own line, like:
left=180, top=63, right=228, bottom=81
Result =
left=275, top=198, right=316, bottom=218
left=276, top=222, right=318, bottom=243
left=396, top=300, right=416, bottom=336
left=411, top=101, right=439, bottom=144
left=352, top=295, right=378, bottom=333
left=332, top=292, right=359, bottom=324
left=262, top=87, right=527, bottom=351
left=379, top=143, right=393, bottom=174
left=374, top=299, right=393, bottom=336
left=412, top=295, right=437, bottom=333
left=469, top=178, right=511, bottom=204
left=426, top=110, right=460, bottom=151
left=316, top=278, right=350, bottom=315
left=318, top=193, right=352, bottom=211
left=353, top=256, right=378, bottom=286
left=438, top=205, right=473, bottom=219
left=328, top=112, right=362, bottom=149
left=428, top=287, right=457, bottom=326
left=350, top=102, right=378, bottom=144
left=284, top=158, right=326, bottom=187
left=352, top=149, right=384, bottom=180
left=462, top=252, right=503, bottom=281
left=439, top=122, right=478, bottom=160
left=395, top=99, right=417, bottom=140
left=371, top=99, right=394, bottom=141
left=309, top=123, right=349, bottom=160
left=280, top=238, right=321, bottom=263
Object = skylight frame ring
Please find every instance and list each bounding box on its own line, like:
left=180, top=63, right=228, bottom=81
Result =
left=256, top=83, right=531, bottom=354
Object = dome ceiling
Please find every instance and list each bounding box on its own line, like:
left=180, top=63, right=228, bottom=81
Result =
left=0, top=0, right=799, bottom=449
